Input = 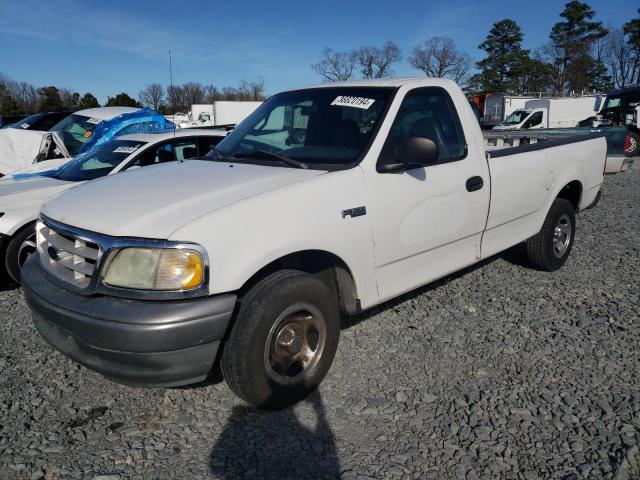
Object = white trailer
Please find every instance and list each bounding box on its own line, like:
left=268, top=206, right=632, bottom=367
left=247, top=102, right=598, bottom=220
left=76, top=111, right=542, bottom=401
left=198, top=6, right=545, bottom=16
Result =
left=178, top=102, right=263, bottom=128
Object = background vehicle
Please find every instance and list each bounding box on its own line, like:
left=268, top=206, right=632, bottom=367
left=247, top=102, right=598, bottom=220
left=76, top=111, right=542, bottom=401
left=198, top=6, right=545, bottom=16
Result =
left=9, top=111, right=71, bottom=131
left=0, top=128, right=226, bottom=284
left=578, top=85, right=640, bottom=157
left=0, top=107, right=176, bottom=176
left=22, top=78, right=605, bottom=409
left=481, top=94, right=538, bottom=128
left=493, top=97, right=600, bottom=130
left=0, top=115, right=27, bottom=128
left=174, top=102, right=262, bottom=128
left=0, top=107, right=138, bottom=176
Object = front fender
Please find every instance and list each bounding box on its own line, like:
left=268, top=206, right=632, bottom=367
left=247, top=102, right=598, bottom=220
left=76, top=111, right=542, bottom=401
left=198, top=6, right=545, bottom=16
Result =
left=169, top=167, right=380, bottom=309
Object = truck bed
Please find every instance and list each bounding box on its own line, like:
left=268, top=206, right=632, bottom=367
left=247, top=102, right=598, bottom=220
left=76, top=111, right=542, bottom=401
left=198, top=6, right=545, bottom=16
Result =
left=483, top=127, right=631, bottom=173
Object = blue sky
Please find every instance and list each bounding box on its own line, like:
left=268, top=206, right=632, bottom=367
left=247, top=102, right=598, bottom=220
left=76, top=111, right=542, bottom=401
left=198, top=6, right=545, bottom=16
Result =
left=0, top=0, right=637, bottom=103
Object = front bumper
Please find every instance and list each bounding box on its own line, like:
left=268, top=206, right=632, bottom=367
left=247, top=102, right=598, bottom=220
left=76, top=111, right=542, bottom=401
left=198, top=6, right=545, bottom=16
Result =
left=21, top=257, right=236, bottom=387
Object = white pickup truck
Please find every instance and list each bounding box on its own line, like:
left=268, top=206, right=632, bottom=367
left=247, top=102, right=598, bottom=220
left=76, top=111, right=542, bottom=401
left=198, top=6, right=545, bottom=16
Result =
left=21, top=78, right=606, bottom=409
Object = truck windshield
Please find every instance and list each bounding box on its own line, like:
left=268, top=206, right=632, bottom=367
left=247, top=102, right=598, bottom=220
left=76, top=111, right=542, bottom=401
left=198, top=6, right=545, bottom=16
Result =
left=212, top=87, right=394, bottom=169
left=602, top=90, right=640, bottom=110
left=53, top=139, right=147, bottom=182
left=51, top=113, right=101, bottom=156
left=502, top=110, right=530, bottom=125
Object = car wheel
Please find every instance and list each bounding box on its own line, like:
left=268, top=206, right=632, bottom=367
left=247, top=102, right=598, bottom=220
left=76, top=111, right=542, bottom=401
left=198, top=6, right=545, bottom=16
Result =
left=625, top=131, right=639, bottom=157
left=526, top=198, right=575, bottom=272
left=221, top=269, right=340, bottom=409
left=5, top=223, right=37, bottom=284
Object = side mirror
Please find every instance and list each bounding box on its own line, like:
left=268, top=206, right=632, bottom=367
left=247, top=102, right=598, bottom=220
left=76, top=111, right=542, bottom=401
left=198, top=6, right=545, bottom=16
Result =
left=379, top=136, right=439, bottom=173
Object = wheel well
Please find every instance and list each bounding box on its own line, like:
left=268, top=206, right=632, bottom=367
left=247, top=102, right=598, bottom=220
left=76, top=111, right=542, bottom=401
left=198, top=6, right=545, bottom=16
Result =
left=557, top=181, right=582, bottom=211
left=239, top=250, right=360, bottom=314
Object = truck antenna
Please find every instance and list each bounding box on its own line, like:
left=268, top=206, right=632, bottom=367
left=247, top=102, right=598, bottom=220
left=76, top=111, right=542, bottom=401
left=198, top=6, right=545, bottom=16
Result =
left=169, top=50, right=179, bottom=152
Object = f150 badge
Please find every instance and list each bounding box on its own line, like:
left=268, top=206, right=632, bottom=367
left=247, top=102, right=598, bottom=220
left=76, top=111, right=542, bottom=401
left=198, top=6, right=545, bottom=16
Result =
left=341, top=206, right=367, bottom=218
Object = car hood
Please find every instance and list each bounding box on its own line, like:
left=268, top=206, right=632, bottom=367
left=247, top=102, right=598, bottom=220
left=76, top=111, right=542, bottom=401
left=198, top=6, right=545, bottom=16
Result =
left=42, top=160, right=326, bottom=239
left=0, top=175, right=72, bottom=204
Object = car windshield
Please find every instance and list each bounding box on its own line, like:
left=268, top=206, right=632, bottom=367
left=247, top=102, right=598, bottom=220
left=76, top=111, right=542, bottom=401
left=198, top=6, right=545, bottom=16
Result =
left=51, top=113, right=101, bottom=156
left=211, top=87, right=394, bottom=169
left=502, top=111, right=530, bottom=125
left=602, top=90, right=640, bottom=110
left=53, top=139, right=147, bottom=182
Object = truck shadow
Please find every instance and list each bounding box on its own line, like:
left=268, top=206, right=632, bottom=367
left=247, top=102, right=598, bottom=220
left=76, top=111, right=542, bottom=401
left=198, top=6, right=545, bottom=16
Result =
left=209, top=390, right=340, bottom=479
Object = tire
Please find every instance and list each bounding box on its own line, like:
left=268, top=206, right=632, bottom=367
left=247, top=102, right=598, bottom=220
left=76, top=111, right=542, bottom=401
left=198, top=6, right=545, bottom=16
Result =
left=4, top=223, right=37, bottom=284
left=625, top=131, right=640, bottom=157
left=526, top=198, right=575, bottom=272
left=221, top=269, right=340, bottom=409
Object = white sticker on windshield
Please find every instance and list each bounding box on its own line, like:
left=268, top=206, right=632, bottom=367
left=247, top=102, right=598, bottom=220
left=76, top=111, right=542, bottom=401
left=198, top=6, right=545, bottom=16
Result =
left=113, top=145, right=140, bottom=154
left=20, top=123, right=30, bottom=129
left=331, top=96, right=375, bottom=110
left=87, top=117, right=101, bottom=124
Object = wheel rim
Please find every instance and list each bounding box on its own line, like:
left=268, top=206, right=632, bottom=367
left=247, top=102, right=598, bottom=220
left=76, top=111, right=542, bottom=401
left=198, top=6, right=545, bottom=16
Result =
left=552, top=213, right=572, bottom=258
left=625, top=136, right=637, bottom=155
left=17, top=232, right=37, bottom=270
left=264, top=303, right=326, bottom=384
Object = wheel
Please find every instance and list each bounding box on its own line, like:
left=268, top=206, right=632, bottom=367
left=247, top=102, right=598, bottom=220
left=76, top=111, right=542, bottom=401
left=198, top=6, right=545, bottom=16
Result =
left=221, top=269, right=340, bottom=409
left=625, top=131, right=639, bottom=157
left=526, top=198, right=575, bottom=271
left=4, top=223, right=37, bottom=284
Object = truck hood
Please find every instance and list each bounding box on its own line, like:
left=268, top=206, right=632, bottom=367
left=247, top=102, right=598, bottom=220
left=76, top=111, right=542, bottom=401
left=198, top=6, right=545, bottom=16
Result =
left=42, top=160, right=325, bottom=239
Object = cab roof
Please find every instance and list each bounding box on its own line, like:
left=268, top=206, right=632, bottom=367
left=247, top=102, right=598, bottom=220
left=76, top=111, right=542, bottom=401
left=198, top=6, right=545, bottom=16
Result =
left=287, top=77, right=458, bottom=92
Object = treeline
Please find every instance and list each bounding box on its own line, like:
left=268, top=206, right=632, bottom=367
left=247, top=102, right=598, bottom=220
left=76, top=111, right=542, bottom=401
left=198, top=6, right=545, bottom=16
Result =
left=0, top=72, right=266, bottom=116
left=312, top=2, right=640, bottom=96
left=140, top=79, right=267, bottom=113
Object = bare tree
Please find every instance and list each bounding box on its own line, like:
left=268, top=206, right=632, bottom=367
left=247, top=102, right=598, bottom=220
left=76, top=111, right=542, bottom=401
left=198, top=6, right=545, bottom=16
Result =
left=181, top=82, right=205, bottom=106
left=409, top=37, right=470, bottom=84
left=312, top=48, right=357, bottom=82
left=354, top=41, right=402, bottom=78
left=203, top=84, right=221, bottom=103
left=602, top=27, right=637, bottom=88
left=139, top=83, right=165, bottom=110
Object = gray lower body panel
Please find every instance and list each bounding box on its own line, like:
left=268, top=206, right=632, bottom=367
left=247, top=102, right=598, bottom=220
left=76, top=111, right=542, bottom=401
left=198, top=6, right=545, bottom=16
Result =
left=21, top=257, right=236, bottom=387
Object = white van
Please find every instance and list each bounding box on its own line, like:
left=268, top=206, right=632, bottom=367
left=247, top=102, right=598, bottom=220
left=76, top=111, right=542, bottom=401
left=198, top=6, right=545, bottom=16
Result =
left=493, top=97, right=600, bottom=130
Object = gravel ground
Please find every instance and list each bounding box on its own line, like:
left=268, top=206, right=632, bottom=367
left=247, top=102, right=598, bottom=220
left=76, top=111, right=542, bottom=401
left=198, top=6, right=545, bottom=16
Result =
left=1, top=166, right=639, bottom=480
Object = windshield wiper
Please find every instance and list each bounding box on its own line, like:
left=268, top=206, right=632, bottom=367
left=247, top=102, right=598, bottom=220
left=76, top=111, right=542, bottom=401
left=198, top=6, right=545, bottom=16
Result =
left=234, top=150, right=309, bottom=169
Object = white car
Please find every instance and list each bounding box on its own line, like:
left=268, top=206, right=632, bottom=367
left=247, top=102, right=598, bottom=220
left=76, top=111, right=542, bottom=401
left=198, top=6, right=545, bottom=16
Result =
left=0, top=128, right=226, bottom=283
left=22, top=78, right=605, bottom=408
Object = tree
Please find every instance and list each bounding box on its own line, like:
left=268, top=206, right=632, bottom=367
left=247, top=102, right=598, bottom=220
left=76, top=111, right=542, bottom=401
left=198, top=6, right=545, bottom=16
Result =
left=38, top=86, right=64, bottom=112
left=59, top=89, right=80, bottom=110
left=624, top=9, right=640, bottom=84
left=138, top=83, right=164, bottom=111
left=409, top=37, right=470, bottom=83
left=0, top=94, right=23, bottom=115
left=105, top=92, right=142, bottom=108
left=548, top=1, right=608, bottom=94
left=78, top=93, right=100, bottom=109
left=513, top=56, right=555, bottom=95
left=181, top=82, right=205, bottom=106
left=470, top=19, right=530, bottom=94
left=354, top=41, right=402, bottom=79
left=312, top=48, right=357, bottom=82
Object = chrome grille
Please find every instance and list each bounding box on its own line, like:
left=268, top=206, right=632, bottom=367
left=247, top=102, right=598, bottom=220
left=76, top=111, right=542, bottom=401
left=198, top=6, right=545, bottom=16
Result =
left=36, top=220, right=100, bottom=289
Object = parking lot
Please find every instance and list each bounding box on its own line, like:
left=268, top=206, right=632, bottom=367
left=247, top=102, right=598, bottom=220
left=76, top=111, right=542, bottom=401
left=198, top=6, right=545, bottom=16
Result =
left=0, top=166, right=638, bottom=480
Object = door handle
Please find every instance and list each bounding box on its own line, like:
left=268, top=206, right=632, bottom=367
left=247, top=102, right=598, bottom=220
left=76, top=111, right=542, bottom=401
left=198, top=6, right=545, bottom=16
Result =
left=466, top=176, right=484, bottom=192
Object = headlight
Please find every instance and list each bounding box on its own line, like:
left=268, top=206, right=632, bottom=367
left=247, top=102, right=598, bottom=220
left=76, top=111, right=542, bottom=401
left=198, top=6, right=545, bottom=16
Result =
left=103, top=247, right=204, bottom=291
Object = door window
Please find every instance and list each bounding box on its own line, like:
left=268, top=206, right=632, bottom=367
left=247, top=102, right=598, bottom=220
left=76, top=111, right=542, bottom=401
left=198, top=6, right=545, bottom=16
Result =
left=174, top=139, right=198, bottom=161
left=126, top=142, right=175, bottom=168
left=523, top=111, right=543, bottom=128
left=380, top=87, right=466, bottom=166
